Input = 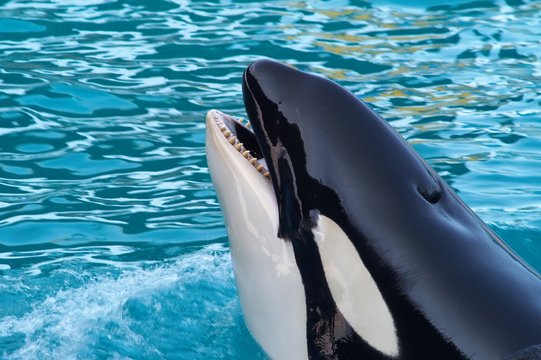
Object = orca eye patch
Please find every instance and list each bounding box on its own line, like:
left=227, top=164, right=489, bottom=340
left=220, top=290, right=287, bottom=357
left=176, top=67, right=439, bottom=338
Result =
left=212, top=112, right=271, bottom=179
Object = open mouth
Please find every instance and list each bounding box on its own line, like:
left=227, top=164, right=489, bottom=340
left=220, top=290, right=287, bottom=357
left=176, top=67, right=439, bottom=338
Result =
left=209, top=110, right=271, bottom=179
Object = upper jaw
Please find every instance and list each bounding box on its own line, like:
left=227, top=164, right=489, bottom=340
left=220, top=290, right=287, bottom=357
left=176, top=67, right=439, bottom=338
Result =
left=242, top=63, right=308, bottom=239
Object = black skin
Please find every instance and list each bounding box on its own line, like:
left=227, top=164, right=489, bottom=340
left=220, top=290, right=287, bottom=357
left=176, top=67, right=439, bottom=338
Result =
left=237, top=59, right=541, bottom=360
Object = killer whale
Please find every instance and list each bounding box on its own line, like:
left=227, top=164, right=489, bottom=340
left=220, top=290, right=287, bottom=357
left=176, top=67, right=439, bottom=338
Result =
left=206, top=59, right=541, bottom=359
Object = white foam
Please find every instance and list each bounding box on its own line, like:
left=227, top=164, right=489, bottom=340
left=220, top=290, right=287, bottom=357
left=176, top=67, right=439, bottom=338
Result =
left=0, top=245, right=249, bottom=359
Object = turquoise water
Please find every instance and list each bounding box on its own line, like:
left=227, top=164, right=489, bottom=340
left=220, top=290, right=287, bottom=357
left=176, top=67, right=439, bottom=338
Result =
left=0, top=0, right=540, bottom=358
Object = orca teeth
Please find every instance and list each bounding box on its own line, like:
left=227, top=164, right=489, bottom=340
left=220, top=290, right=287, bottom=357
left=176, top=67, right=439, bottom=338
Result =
left=216, top=116, right=270, bottom=180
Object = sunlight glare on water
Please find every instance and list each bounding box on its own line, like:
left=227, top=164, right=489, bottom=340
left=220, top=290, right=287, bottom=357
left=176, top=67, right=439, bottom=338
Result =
left=0, top=0, right=540, bottom=358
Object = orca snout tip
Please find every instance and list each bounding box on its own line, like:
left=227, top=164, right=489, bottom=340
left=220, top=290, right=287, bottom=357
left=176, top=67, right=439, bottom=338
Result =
left=244, top=60, right=266, bottom=86
left=244, top=59, right=293, bottom=84
left=246, top=58, right=276, bottom=74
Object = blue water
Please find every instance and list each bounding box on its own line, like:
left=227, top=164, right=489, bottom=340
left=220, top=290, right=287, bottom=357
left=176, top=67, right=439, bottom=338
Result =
left=0, top=0, right=540, bottom=358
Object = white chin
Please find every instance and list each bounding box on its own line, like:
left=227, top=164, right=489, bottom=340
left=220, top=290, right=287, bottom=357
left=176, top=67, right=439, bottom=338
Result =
left=206, top=109, right=308, bottom=360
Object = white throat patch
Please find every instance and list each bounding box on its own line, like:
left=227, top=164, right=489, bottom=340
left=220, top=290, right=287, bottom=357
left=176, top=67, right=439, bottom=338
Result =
left=313, top=215, right=400, bottom=357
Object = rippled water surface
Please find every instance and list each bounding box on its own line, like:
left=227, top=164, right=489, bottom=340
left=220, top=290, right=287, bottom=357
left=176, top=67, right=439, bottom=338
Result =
left=0, top=0, right=540, bottom=358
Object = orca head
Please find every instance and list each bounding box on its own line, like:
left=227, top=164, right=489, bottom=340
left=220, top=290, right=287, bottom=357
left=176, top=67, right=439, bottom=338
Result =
left=237, top=58, right=447, bottom=358
left=242, top=59, right=444, bottom=243
left=207, top=58, right=461, bottom=358
left=208, top=59, right=541, bottom=359
left=206, top=59, right=451, bottom=358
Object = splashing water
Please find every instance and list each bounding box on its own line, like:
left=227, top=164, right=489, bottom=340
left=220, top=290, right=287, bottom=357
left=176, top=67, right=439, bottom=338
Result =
left=0, top=245, right=265, bottom=359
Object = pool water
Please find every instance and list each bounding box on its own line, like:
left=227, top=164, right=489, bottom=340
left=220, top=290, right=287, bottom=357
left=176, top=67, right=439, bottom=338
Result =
left=0, top=0, right=540, bottom=358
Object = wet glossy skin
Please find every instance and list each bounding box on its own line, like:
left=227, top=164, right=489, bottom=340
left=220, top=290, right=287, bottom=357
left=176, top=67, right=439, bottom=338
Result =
left=242, top=59, right=541, bottom=359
